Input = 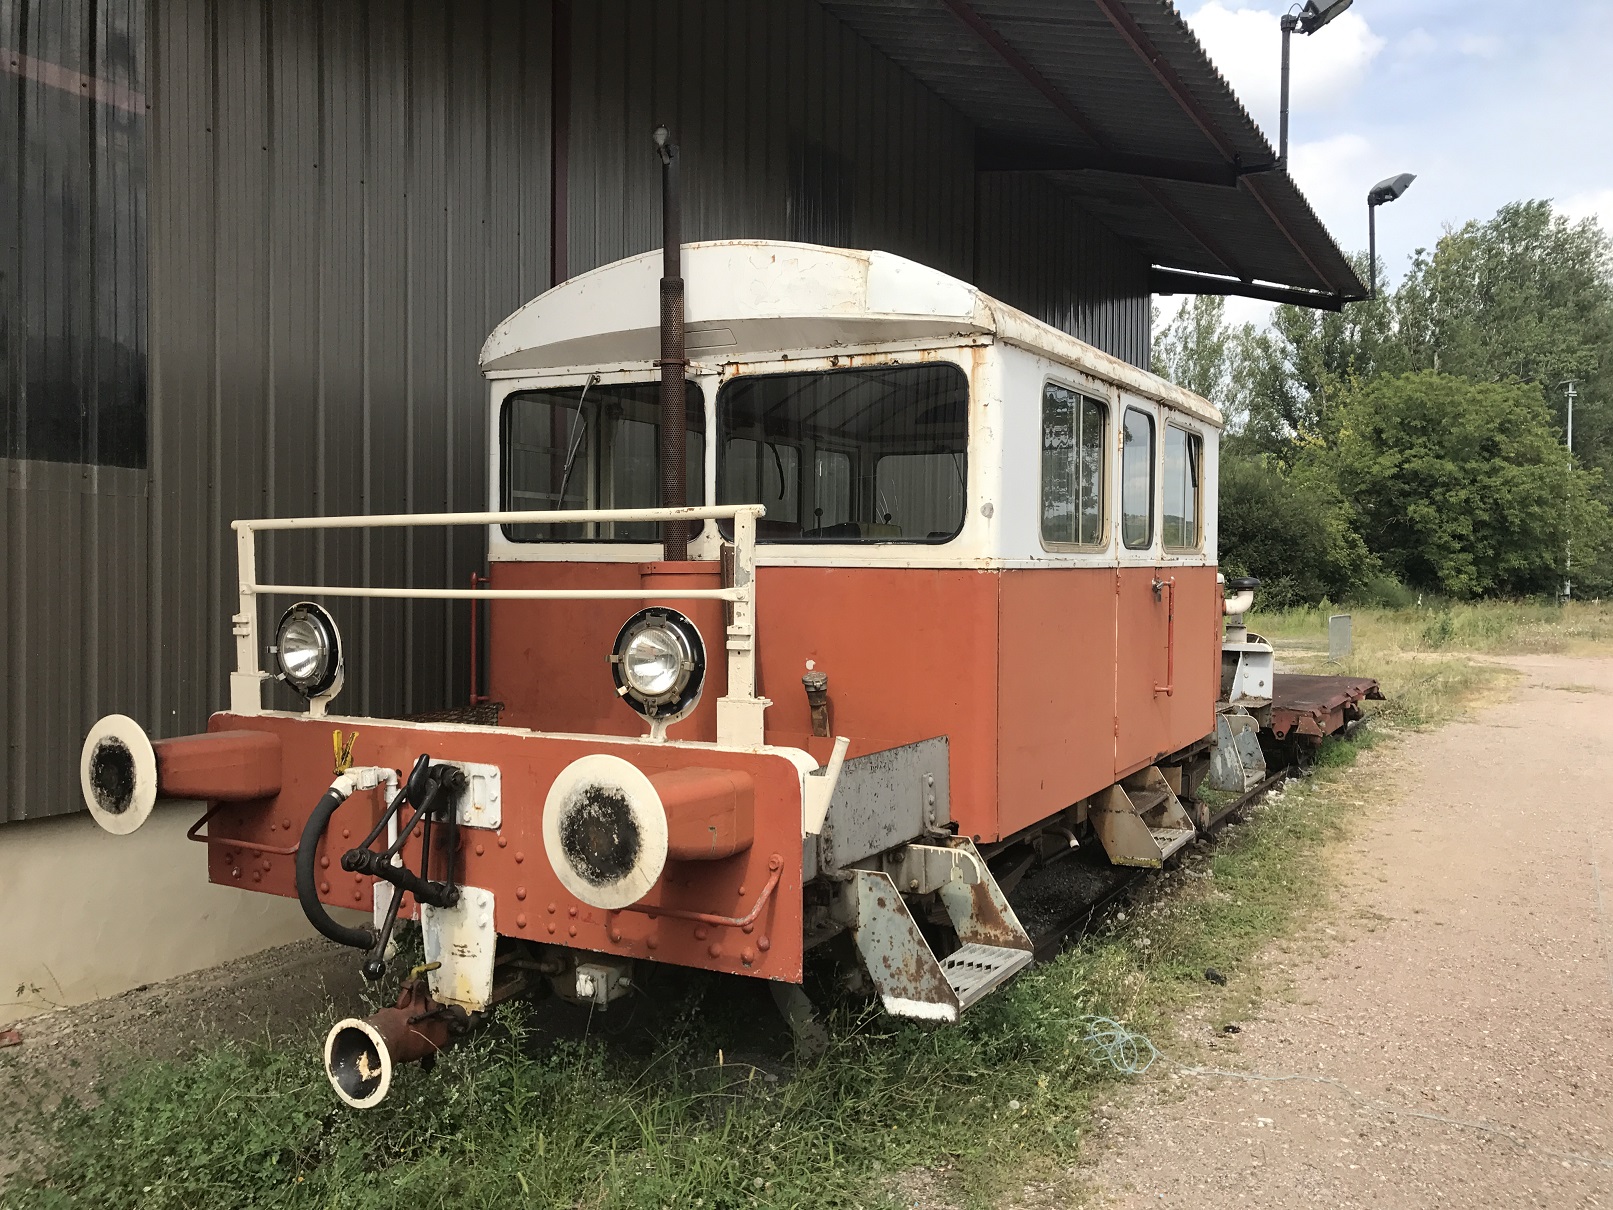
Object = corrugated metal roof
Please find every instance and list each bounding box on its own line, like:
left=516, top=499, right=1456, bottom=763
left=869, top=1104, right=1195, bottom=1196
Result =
left=819, top=0, right=1366, bottom=304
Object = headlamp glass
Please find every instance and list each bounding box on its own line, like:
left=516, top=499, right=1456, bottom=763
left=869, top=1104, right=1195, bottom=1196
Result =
left=274, top=603, right=341, bottom=697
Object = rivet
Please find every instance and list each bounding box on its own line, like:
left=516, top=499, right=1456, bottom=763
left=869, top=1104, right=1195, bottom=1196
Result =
left=516, top=887, right=527, bottom=901
left=926, top=773, right=934, bottom=786
left=707, top=943, right=721, bottom=958
left=231, top=867, right=241, bottom=878
left=514, top=851, right=525, bottom=864
left=353, top=890, right=363, bottom=902
left=252, top=871, right=261, bottom=882
left=475, top=842, right=485, bottom=856
left=547, top=902, right=557, bottom=914
left=353, top=873, right=363, bottom=883
left=610, top=930, right=622, bottom=943
left=909, top=879, right=920, bottom=891
left=261, top=861, right=272, bottom=873
left=320, top=856, right=330, bottom=869
left=927, top=793, right=936, bottom=806
left=741, top=947, right=755, bottom=965
left=516, top=914, right=528, bottom=929
left=568, top=906, right=578, bottom=918
left=479, top=914, right=490, bottom=928
left=280, top=817, right=292, bottom=830
left=546, top=922, right=556, bottom=934
left=497, top=834, right=508, bottom=848
left=758, top=937, right=770, bottom=952
left=646, top=937, right=658, bottom=951
left=568, top=925, right=577, bottom=937
left=694, top=926, right=709, bottom=940
left=737, top=885, right=747, bottom=897
left=742, top=922, right=755, bottom=934
left=342, top=828, right=350, bottom=839
left=320, top=881, right=330, bottom=893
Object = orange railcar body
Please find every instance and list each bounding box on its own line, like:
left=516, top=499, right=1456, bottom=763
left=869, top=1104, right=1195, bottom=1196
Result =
left=486, top=559, right=1219, bottom=845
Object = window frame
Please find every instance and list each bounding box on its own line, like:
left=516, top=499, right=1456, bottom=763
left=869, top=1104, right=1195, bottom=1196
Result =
left=1161, top=420, right=1204, bottom=552
left=714, top=361, right=970, bottom=545
left=1119, top=405, right=1156, bottom=552
left=1038, top=379, right=1111, bottom=552
left=497, top=378, right=706, bottom=543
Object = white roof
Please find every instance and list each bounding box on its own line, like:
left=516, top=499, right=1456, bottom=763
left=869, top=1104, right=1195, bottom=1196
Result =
left=479, top=240, right=1219, bottom=426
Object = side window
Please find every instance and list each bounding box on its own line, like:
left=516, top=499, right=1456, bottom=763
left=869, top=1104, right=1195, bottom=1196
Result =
left=1163, top=424, right=1202, bottom=549
left=1040, top=383, right=1107, bottom=547
left=1120, top=407, right=1155, bottom=550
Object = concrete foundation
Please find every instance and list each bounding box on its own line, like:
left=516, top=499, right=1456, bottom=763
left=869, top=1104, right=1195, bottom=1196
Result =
left=0, top=801, right=317, bottom=1026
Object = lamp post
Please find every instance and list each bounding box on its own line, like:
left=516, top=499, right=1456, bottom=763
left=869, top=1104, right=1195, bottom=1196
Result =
left=1367, top=172, right=1416, bottom=299
left=1279, top=0, right=1354, bottom=168
left=1562, top=379, right=1577, bottom=600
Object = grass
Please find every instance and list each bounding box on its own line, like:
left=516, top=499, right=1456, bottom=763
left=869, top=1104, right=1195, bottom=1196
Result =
left=4, top=603, right=1599, bottom=1210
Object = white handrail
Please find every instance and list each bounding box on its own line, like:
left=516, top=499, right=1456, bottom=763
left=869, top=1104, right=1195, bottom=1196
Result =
left=229, top=504, right=770, bottom=745
left=232, top=504, right=760, bottom=533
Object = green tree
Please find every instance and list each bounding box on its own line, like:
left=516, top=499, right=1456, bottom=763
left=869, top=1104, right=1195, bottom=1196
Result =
left=1330, top=372, right=1607, bottom=597
left=1395, top=201, right=1613, bottom=479
left=1152, top=296, right=1236, bottom=409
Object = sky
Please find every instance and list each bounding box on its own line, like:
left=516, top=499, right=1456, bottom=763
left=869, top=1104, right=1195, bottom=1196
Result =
left=1163, top=0, right=1613, bottom=330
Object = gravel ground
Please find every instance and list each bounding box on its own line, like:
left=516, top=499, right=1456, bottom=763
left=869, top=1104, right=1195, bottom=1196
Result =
left=1083, top=654, right=1613, bottom=1209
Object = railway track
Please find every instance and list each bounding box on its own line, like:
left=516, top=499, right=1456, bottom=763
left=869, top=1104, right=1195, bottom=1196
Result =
left=1011, top=763, right=1298, bottom=963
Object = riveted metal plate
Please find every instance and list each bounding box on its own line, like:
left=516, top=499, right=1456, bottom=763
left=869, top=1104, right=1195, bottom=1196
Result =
left=433, top=759, right=501, bottom=830
left=421, top=885, right=496, bottom=1010
left=816, top=737, right=949, bottom=873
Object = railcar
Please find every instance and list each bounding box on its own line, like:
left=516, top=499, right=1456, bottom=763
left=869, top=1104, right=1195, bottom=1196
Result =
left=79, top=226, right=1330, bottom=1108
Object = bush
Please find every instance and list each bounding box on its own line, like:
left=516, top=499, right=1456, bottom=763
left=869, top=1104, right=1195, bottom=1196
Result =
left=1218, top=452, right=1378, bottom=606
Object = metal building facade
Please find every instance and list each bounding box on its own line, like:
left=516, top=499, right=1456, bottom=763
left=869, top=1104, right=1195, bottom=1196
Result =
left=3, top=0, right=1152, bottom=823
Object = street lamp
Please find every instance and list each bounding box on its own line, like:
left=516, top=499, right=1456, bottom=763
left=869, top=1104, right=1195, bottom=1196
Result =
left=1279, top=0, right=1353, bottom=168
left=1366, top=172, right=1416, bottom=299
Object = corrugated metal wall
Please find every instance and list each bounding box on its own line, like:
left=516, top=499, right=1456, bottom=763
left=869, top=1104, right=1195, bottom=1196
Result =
left=2, top=0, right=1150, bottom=823
left=976, top=173, right=1152, bottom=369
left=2, top=0, right=151, bottom=822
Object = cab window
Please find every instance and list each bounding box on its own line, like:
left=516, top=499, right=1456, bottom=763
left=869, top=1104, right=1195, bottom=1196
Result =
left=1163, top=424, right=1202, bottom=549
left=1120, top=407, right=1154, bottom=550
left=1040, top=383, right=1107, bottom=547
left=716, top=363, right=967, bottom=542
left=500, top=381, right=704, bottom=541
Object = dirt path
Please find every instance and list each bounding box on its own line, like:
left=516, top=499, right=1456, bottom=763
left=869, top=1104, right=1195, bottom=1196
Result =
left=1084, top=653, right=1613, bottom=1209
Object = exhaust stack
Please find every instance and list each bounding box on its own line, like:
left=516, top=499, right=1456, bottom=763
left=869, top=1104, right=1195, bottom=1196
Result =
left=653, top=125, right=688, bottom=561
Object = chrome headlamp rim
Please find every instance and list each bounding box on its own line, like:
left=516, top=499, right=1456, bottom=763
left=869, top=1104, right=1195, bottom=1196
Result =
left=609, top=607, right=705, bottom=722
left=274, top=601, right=342, bottom=698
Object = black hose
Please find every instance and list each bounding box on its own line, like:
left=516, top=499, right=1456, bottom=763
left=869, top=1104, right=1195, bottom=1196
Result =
left=296, top=784, right=375, bottom=950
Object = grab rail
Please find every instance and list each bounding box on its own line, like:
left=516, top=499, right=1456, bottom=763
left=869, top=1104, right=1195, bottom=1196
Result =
left=228, top=505, right=768, bottom=744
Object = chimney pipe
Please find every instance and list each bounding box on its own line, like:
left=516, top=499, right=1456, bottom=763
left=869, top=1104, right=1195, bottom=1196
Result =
left=654, top=126, right=688, bottom=561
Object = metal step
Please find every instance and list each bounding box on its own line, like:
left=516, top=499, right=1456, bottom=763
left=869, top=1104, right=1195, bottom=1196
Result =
left=941, top=943, right=1036, bottom=1010
left=1126, top=787, right=1171, bottom=816
left=1150, top=826, right=1195, bottom=861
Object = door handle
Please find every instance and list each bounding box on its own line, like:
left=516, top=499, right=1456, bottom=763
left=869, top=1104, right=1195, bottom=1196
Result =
left=1152, top=577, right=1176, bottom=697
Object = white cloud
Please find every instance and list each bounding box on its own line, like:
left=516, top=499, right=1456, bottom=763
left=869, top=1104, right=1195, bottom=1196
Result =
left=1558, top=189, right=1613, bottom=231
left=1185, top=2, right=1386, bottom=133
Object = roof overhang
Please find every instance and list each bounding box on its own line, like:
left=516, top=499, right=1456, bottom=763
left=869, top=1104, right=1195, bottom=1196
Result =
left=820, top=0, right=1367, bottom=309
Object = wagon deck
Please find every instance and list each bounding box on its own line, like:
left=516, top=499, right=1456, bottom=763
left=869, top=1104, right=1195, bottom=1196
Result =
left=1269, top=673, right=1384, bottom=741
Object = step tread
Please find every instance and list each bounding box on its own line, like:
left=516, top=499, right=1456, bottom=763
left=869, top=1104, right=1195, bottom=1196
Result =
left=1150, top=826, right=1196, bottom=860
left=1126, top=787, right=1171, bottom=815
left=941, top=942, right=1035, bottom=1010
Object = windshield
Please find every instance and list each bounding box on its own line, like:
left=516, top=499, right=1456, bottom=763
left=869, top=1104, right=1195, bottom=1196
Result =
left=716, top=363, right=968, bottom=543
left=500, top=381, right=704, bottom=542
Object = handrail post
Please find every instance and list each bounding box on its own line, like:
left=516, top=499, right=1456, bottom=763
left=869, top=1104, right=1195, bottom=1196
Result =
left=230, top=523, right=266, bottom=713
left=716, top=507, right=769, bottom=746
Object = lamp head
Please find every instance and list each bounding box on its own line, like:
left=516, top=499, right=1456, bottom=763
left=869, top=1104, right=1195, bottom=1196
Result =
left=1368, top=172, right=1416, bottom=207
left=1297, top=0, right=1353, bottom=34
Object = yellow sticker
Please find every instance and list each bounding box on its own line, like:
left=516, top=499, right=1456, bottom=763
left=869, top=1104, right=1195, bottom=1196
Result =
left=332, top=729, right=358, bottom=774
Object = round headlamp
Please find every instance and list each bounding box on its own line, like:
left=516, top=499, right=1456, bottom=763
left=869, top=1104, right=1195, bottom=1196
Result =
left=610, top=607, right=705, bottom=723
left=274, top=602, right=343, bottom=698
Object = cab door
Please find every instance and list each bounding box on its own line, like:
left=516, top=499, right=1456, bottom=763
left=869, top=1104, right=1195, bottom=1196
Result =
left=1113, top=402, right=1173, bottom=777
